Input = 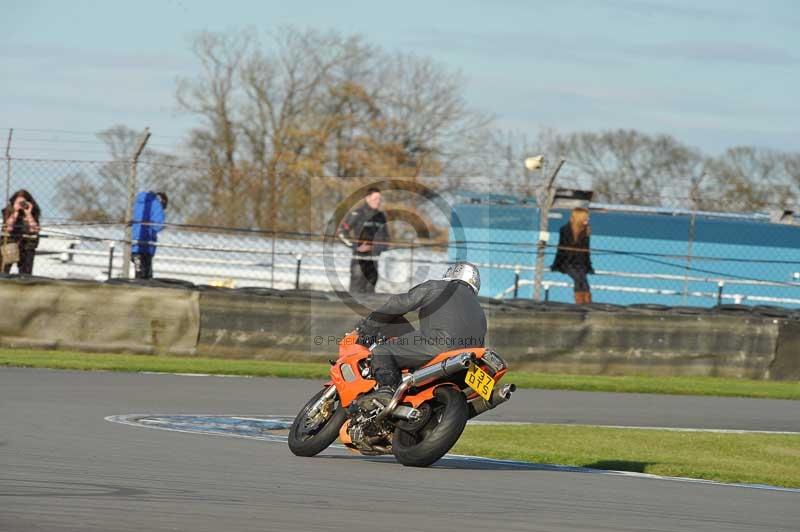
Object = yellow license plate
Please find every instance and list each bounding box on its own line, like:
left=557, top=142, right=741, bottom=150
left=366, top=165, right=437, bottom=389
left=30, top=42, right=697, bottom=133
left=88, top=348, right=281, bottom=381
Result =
left=465, top=363, right=495, bottom=401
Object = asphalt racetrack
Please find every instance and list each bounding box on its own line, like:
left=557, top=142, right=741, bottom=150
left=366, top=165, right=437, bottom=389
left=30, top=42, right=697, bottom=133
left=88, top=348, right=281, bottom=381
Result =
left=1, top=367, right=798, bottom=531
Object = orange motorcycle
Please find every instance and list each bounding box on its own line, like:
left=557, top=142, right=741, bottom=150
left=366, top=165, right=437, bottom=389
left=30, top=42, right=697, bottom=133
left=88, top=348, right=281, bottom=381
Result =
left=288, top=330, right=515, bottom=467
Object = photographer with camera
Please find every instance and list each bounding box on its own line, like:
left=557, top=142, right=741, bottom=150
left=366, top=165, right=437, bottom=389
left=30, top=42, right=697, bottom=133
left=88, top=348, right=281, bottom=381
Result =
left=1, top=189, right=41, bottom=274
left=130, top=191, right=167, bottom=279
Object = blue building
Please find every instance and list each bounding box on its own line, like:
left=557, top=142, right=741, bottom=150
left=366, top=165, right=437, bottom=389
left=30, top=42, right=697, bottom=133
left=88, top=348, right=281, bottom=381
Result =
left=449, top=194, right=800, bottom=307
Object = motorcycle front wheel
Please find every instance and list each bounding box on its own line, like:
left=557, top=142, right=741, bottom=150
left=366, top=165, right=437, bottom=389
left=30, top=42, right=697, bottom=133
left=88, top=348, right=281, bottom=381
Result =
left=392, top=386, right=468, bottom=467
left=288, top=387, right=347, bottom=457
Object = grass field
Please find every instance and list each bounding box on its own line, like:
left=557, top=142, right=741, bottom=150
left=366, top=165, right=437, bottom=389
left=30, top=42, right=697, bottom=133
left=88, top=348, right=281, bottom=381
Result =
left=0, top=349, right=330, bottom=380
left=1, top=348, right=798, bottom=400
left=454, top=424, right=800, bottom=488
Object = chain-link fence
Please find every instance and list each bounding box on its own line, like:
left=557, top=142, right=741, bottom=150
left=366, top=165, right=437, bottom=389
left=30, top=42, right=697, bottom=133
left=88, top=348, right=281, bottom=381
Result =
left=3, top=145, right=800, bottom=308
left=462, top=203, right=800, bottom=307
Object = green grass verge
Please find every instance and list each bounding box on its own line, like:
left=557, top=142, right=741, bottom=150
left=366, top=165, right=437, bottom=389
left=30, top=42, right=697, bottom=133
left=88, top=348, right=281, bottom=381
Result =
left=453, top=424, right=800, bottom=488
left=505, top=372, right=800, bottom=400
left=0, top=349, right=330, bottom=380
left=1, top=348, right=798, bottom=400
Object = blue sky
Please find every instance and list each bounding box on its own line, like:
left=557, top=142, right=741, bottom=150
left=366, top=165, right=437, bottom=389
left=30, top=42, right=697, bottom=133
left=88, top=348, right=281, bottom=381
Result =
left=2, top=0, right=799, bottom=158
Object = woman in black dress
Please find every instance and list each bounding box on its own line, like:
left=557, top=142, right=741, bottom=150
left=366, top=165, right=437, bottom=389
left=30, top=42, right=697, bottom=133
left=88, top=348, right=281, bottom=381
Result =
left=550, top=207, right=594, bottom=304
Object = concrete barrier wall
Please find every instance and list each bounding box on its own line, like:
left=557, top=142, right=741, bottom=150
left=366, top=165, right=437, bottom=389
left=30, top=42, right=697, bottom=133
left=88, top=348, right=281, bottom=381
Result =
left=0, top=278, right=200, bottom=355
left=1, top=278, right=798, bottom=380
left=486, top=307, right=779, bottom=378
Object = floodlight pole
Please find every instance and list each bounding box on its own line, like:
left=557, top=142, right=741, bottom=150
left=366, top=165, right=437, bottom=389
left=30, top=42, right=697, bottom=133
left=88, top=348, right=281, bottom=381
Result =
left=121, top=127, right=151, bottom=279
left=533, top=158, right=565, bottom=302
left=4, top=128, right=12, bottom=201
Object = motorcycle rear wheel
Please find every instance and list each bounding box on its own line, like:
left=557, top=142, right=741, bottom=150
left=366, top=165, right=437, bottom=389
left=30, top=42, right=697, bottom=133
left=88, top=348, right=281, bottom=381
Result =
left=288, top=387, right=347, bottom=457
left=392, top=386, right=468, bottom=467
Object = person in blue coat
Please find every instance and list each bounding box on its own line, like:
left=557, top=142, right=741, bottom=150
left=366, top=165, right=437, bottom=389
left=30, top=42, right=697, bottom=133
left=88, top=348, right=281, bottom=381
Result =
left=131, top=191, right=167, bottom=279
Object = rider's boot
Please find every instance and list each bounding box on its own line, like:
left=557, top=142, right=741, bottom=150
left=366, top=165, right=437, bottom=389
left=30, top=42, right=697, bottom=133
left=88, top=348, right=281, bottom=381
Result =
left=358, top=385, right=395, bottom=410
left=361, top=369, right=399, bottom=407
left=372, top=386, right=395, bottom=404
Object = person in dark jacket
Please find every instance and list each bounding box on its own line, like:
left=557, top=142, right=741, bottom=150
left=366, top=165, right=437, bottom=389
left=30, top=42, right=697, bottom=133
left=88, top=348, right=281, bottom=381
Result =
left=357, top=262, right=485, bottom=399
left=550, top=207, right=594, bottom=304
left=131, top=191, right=167, bottom=279
left=338, top=187, right=390, bottom=293
left=1, top=189, right=41, bottom=274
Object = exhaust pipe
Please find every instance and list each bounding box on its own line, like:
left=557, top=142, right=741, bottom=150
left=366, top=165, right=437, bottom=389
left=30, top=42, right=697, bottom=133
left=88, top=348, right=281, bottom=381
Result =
left=376, top=352, right=475, bottom=422
left=468, top=383, right=516, bottom=419
left=409, top=352, right=475, bottom=388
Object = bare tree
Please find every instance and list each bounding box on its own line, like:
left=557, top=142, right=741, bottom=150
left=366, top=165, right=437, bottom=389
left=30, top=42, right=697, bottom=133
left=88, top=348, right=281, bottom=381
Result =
left=699, top=147, right=798, bottom=213
left=174, top=27, right=492, bottom=232
left=483, top=129, right=800, bottom=214
left=543, top=129, right=704, bottom=207
left=477, top=128, right=584, bottom=199
left=176, top=30, right=252, bottom=227
left=55, top=125, right=180, bottom=221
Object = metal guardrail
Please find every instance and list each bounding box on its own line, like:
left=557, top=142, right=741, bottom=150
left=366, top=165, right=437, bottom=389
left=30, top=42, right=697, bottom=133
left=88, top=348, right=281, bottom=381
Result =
left=29, top=232, right=800, bottom=305
left=496, top=279, right=800, bottom=306
left=50, top=245, right=351, bottom=286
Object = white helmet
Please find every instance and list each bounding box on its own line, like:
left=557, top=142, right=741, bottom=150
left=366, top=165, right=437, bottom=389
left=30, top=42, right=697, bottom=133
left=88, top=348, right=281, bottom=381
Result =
left=443, top=262, right=481, bottom=294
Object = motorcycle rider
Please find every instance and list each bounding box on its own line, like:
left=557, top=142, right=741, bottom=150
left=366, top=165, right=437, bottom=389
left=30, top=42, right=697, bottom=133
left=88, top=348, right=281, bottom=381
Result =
left=356, top=262, right=486, bottom=401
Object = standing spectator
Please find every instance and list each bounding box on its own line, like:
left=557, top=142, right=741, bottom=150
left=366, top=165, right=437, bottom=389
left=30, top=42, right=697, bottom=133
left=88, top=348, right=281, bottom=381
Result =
left=338, top=187, right=390, bottom=293
left=1, top=189, right=40, bottom=275
left=550, top=207, right=594, bottom=304
left=131, top=191, right=167, bottom=279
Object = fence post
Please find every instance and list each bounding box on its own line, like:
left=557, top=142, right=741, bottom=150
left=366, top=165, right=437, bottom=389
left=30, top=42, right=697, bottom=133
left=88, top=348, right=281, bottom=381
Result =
left=270, top=230, right=276, bottom=288
left=295, top=253, right=303, bottom=289
left=64, top=242, right=76, bottom=263
left=717, top=281, right=725, bottom=305
left=107, top=241, right=115, bottom=280
left=513, top=267, right=520, bottom=298
left=544, top=283, right=550, bottom=302
left=683, top=211, right=697, bottom=304
left=4, top=128, right=12, bottom=201
left=533, top=158, right=565, bottom=302
left=120, top=127, right=151, bottom=279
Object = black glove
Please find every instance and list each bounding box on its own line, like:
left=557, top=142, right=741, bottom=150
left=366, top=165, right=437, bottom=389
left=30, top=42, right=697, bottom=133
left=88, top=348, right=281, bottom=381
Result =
left=355, top=318, right=384, bottom=346
left=355, top=319, right=379, bottom=337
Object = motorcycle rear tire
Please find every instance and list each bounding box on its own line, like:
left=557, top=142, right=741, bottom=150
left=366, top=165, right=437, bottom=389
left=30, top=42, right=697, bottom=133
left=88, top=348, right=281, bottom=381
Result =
left=392, top=386, right=468, bottom=467
left=288, top=387, right=347, bottom=457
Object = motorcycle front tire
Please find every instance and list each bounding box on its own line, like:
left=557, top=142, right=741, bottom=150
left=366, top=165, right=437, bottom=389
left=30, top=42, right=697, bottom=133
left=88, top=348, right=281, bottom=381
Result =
left=288, top=387, right=347, bottom=457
